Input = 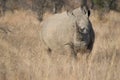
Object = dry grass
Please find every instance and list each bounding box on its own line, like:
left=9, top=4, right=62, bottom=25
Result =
left=0, top=10, right=120, bottom=80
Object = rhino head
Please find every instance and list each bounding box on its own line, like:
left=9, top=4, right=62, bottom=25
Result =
left=67, top=1, right=94, bottom=53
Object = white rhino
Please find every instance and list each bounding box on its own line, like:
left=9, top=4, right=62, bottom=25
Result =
left=40, top=6, right=95, bottom=56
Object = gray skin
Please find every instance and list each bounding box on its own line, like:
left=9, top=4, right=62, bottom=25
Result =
left=40, top=7, right=95, bottom=56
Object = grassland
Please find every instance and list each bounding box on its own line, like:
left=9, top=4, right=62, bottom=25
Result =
left=0, top=10, right=120, bottom=80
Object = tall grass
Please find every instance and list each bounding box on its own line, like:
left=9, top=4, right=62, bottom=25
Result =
left=0, top=10, right=120, bottom=80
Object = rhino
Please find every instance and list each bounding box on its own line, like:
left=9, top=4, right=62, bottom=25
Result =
left=40, top=0, right=95, bottom=56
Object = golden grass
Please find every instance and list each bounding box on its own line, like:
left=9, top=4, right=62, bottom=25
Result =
left=0, top=10, right=120, bottom=80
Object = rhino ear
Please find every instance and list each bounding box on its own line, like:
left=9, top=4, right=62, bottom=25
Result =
left=80, top=0, right=90, bottom=17
left=67, top=10, right=75, bottom=17
left=81, top=6, right=90, bottom=17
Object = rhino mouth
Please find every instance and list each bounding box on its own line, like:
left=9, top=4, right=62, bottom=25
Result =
left=73, top=42, right=89, bottom=53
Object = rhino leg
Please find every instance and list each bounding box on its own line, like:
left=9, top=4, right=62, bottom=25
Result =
left=64, top=43, right=77, bottom=58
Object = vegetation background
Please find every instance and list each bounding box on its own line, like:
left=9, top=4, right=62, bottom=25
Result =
left=0, top=0, right=120, bottom=80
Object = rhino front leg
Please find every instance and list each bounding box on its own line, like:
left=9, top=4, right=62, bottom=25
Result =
left=64, top=43, right=77, bottom=58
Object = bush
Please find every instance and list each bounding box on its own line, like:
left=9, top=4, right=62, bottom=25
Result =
left=0, top=0, right=31, bottom=15
left=0, top=0, right=119, bottom=21
left=92, top=0, right=118, bottom=11
left=31, top=0, right=64, bottom=21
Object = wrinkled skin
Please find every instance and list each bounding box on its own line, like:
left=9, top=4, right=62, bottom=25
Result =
left=40, top=7, right=95, bottom=56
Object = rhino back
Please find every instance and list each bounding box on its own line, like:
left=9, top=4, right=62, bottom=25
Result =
left=41, top=12, right=76, bottom=50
